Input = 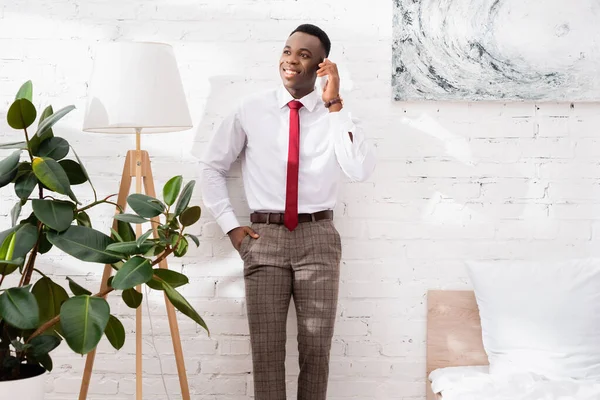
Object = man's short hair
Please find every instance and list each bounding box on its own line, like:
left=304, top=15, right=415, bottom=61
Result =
left=290, top=24, right=331, bottom=58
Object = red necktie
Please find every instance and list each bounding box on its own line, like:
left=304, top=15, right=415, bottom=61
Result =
left=284, top=100, right=303, bottom=231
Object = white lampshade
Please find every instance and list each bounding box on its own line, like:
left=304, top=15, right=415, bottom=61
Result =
left=83, top=41, right=192, bottom=134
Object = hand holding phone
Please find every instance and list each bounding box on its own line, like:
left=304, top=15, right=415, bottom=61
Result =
left=317, top=59, right=340, bottom=104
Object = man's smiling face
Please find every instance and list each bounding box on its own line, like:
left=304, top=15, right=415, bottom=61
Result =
left=279, top=32, right=325, bottom=97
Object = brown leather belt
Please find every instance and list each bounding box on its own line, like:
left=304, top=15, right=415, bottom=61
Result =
left=250, top=210, right=333, bottom=224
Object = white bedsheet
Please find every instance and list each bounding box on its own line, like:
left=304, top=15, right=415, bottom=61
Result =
left=429, top=366, right=600, bottom=400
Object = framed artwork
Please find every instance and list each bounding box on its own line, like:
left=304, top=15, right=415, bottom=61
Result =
left=392, top=0, right=600, bottom=101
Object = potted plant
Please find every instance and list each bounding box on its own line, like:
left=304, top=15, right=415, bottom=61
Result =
left=0, top=81, right=207, bottom=399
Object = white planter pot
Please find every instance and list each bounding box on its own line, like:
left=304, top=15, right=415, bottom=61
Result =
left=0, top=367, right=45, bottom=400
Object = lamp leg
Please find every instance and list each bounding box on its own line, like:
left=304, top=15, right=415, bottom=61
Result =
left=79, top=151, right=134, bottom=400
left=141, top=151, right=192, bottom=400
left=78, top=145, right=191, bottom=400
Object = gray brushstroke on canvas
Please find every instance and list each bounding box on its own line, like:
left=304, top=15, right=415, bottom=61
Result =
left=392, top=0, right=600, bottom=101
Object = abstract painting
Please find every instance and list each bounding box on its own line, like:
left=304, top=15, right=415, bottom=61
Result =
left=392, top=0, right=600, bottom=101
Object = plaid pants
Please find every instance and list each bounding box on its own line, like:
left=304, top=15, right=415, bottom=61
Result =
left=239, top=219, right=342, bottom=400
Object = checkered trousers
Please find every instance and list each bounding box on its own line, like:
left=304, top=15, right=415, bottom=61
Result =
left=239, top=219, right=342, bottom=400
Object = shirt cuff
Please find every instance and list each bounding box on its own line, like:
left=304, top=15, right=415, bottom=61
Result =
left=216, top=211, right=240, bottom=235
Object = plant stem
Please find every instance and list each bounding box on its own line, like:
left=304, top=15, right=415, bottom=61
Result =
left=151, top=246, right=175, bottom=267
left=0, top=274, right=6, bottom=288
left=19, top=222, right=43, bottom=287
left=22, top=127, right=34, bottom=162
left=75, top=195, right=121, bottom=214
left=33, top=268, right=48, bottom=278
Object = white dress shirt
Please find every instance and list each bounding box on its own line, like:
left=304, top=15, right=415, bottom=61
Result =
left=199, top=85, right=376, bottom=234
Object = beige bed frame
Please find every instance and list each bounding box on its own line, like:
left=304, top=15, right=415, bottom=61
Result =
left=426, top=290, right=489, bottom=400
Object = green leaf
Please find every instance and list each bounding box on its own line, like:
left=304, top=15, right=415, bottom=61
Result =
left=32, top=156, right=70, bottom=195
left=0, top=231, right=16, bottom=261
left=0, top=150, right=21, bottom=189
left=14, top=171, right=38, bottom=199
left=28, top=135, right=41, bottom=156
left=127, top=194, right=165, bottom=218
left=185, top=234, right=200, bottom=247
left=157, top=229, right=170, bottom=246
left=15, top=81, right=33, bottom=102
left=173, top=236, right=188, bottom=257
left=37, top=105, right=55, bottom=144
left=29, top=335, right=61, bottom=358
left=151, top=245, right=166, bottom=257
left=66, top=277, right=91, bottom=296
left=0, top=232, right=17, bottom=275
left=104, top=315, right=125, bottom=350
left=16, top=160, right=32, bottom=175
left=32, top=277, right=69, bottom=335
left=32, top=199, right=74, bottom=232
left=0, top=224, right=37, bottom=271
left=35, top=353, right=53, bottom=372
left=136, top=230, right=153, bottom=248
left=60, top=295, right=110, bottom=355
left=117, top=220, right=136, bottom=242
left=122, top=288, right=142, bottom=308
left=38, top=233, right=53, bottom=254
left=0, top=259, right=23, bottom=276
left=47, top=226, right=122, bottom=264
left=0, top=141, right=27, bottom=150
left=163, top=282, right=208, bottom=334
left=174, top=180, right=195, bottom=216
left=11, top=339, right=28, bottom=353
left=179, top=206, right=201, bottom=227
left=0, top=287, right=39, bottom=329
left=36, top=137, right=69, bottom=160
left=105, top=241, right=154, bottom=257
left=12, top=223, right=39, bottom=259
left=59, top=159, right=87, bottom=185
left=0, top=151, right=22, bottom=175
left=168, top=215, right=181, bottom=230
left=163, top=175, right=183, bottom=206
left=36, top=105, right=75, bottom=138
left=111, top=256, right=152, bottom=290
left=110, top=228, right=123, bottom=242
left=113, top=213, right=148, bottom=224
left=76, top=211, right=92, bottom=228
left=146, top=269, right=189, bottom=291
left=7, top=98, right=37, bottom=129
left=67, top=189, right=80, bottom=205
left=10, top=201, right=22, bottom=227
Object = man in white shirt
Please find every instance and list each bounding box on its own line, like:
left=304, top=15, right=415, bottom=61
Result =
left=200, top=24, right=376, bottom=400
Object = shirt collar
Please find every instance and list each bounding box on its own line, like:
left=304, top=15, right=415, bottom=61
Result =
left=277, top=86, right=319, bottom=112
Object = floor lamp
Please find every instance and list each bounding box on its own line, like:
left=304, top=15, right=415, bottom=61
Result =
left=80, top=41, right=193, bottom=400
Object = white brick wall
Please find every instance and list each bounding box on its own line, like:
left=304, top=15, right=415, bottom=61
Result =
left=1, top=1, right=599, bottom=399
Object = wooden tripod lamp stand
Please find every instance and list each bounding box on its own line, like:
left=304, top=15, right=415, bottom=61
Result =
left=80, top=41, right=193, bottom=400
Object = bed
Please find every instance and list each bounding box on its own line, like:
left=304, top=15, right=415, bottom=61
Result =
left=426, top=290, right=487, bottom=400
left=426, top=258, right=600, bottom=399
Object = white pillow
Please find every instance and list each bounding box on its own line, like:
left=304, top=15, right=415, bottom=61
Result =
left=465, top=258, right=600, bottom=380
